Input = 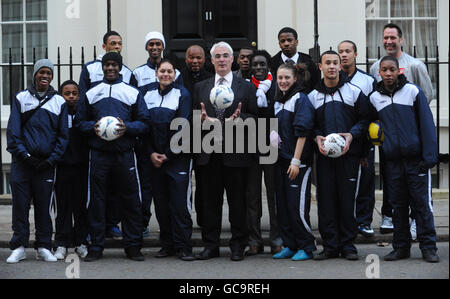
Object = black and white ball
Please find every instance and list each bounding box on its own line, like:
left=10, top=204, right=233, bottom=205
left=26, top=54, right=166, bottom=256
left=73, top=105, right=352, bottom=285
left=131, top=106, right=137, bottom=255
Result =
left=323, top=133, right=346, bottom=158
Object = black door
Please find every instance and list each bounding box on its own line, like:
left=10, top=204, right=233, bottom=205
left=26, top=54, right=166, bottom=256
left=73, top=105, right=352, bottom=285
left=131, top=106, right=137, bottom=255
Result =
left=162, top=0, right=257, bottom=66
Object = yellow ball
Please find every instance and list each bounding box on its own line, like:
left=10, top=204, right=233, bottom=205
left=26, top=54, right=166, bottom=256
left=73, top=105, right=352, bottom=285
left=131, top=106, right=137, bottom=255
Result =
left=368, top=121, right=384, bottom=146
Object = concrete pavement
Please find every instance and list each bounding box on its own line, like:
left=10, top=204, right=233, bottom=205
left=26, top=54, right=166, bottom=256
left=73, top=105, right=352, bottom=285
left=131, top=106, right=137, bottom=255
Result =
left=0, top=187, right=448, bottom=249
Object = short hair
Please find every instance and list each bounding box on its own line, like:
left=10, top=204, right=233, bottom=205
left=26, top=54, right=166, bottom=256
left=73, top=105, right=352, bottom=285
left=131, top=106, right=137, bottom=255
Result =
left=380, top=55, right=399, bottom=68
left=339, top=40, right=358, bottom=53
left=103, top=31, right=121, bottom=45
left=278, top=27, right=298, bottom=40
left=186, top=45, right=206, bottom=56
left=238, top=47, right=254, bottom=54
left=250, top=50, right=272, bottom=69
left=320, top=50, right=341, bottom=63
left=59, top=80, right=79, bottom=94
left=277, top=62, right=298, bottom=78
left=156, top=59, right=176, bottom=71
left=383, top=23, right=403, bottom=38
left=210, top=41, right=234, bottom=56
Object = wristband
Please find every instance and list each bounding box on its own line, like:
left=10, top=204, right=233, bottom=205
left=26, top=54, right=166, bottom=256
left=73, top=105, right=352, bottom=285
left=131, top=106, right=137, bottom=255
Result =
left=291, top=158, right=301, bottom=167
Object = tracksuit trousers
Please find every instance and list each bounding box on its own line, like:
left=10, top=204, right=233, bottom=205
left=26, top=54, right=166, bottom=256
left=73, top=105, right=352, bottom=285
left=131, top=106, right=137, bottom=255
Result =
left=384, top=158, right=437, bottom=251
left=9, top=160, right=55, bottom=250
left=136, top=151, right=153, bottom=229
left=150, top=159, right=193, bottom=254
left=54, top=164, right=89, bottom=248
left=356, top=147, right=376, bottom=226
left=275, top=158, right=316, bottom=253
left=316, top=154, right=361, bottom=254
left=87, top=150, right=143, bottom=252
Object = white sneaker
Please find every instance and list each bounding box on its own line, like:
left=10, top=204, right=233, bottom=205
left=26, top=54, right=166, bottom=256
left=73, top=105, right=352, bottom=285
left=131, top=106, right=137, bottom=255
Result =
left=75, top=245, right=88, bottom=258
left=36, top=248, right=57, bottom=262
left=53, top=247, right=67, bottom=260
left=410, top=219, right=417, bottom=241
left=380, top=215, right=394, bottom=234
left=6, top=246, right=26, bottom=264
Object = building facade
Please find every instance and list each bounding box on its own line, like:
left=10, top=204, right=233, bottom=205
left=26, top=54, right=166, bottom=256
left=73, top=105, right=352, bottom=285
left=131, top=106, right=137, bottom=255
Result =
left=1, top=0, right=448, bottom=193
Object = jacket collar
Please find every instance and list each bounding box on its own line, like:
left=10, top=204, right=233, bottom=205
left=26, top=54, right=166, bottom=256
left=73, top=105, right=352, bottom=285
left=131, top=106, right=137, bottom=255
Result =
left=274, top=82, right=306, bottom=104
left=28, top=84, right=57, bottom=101
left=376, top=74, right=409, bottom=96
left=102, top=75, right=123, bottom=85
left=158, top=83, right=175, bottom=97
left=315, top=73, right=348, bottom=94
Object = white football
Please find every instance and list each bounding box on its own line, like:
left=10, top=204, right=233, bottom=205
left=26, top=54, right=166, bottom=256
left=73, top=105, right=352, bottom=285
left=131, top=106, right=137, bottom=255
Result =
left=97, top=116, right=121, bottom=141
left=210, top=85, right=234, bottom=110
left=323, top=133, right=346, bottom=158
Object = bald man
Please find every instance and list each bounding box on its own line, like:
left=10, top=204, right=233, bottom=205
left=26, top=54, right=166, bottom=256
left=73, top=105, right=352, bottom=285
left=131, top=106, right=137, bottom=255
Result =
left=181, top=45, right=213, bottom=96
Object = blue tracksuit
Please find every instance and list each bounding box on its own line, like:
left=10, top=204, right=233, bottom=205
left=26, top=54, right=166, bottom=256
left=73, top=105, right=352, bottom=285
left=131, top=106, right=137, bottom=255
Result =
left=273, top=85, right=316, bottom=254
left=345, top=69, right=377, bottom=227
left=7, top=86, right=69, bottom=250
left=369, top=75, right=437, bottom=250
left=75, top=77, right=150, bottom=252
left=308, top=76, right=370, bottom=254
left=131, top=59, right=184, bottom=88
left=139, top=82, right=193, bottom=253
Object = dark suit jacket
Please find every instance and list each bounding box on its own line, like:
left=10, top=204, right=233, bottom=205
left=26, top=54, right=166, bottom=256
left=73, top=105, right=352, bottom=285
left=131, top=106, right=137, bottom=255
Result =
left=193, top=75, right=258, bottom=168
left=271, top=51, right=321, bottom=92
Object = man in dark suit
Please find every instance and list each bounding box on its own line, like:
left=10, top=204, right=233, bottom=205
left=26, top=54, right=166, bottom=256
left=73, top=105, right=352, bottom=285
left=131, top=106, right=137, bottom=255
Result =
left=271, top=27, right=321, bottom=91
left=193, top=41, right=258, bottom=262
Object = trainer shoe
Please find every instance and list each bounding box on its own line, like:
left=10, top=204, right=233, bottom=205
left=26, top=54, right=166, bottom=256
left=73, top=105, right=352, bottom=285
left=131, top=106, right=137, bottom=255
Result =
left=292, top=250, right=313, bottom=261
left=84, top=250, right=103, bottom=262
left=125, top=247, right=145, bottom=262
left=142, top=227, right=150, bottom=238
left=358, top=224, right=375, bottom=238
left=6, top=246, right=26, bottom=264
left=36, top=248, right=57, bottom=262
left=410, top=219, right=417, bottom=241
left=313, top=250, right=340, bottom=261
left=75, top=245, right=89, bottom=258
left=421, top=248, right=439, bottom=263
left=384, top=248, right=410, bottom=261
left=380, top=215, right=394, bottom=234
left=106, top=226, right=122, bottom=240
left=272, top=247, right=295, bottom=259
left=341, top=251, right=359, bottom=261
left=53, top=247, right=67, bottom=260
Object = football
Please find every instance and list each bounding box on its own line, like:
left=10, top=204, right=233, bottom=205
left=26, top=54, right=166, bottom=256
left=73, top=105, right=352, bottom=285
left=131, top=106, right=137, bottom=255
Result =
left=210, top=85, right=234, bottom=110
left=368, top=121, right=385, bottom=146
left=323, top=133, right=346, bottom=158
left=97, top=116, right=121, bottom=141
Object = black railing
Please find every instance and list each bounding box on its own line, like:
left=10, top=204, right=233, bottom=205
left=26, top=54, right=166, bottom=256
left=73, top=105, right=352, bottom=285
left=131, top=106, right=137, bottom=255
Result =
left=0, top=45, right=449, bottom=193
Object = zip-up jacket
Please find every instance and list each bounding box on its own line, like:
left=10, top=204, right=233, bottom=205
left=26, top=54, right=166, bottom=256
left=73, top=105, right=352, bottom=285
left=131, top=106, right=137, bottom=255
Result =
left=347, top=68, right=376, bottom=97
left=7, top=85, right=69, bottom=165
left=308, top=75, right=370, bottom=157
left=79, top=55, right=133, bottom=96
left=274, top=84, right=315, bottom=165
left=75, top=77, right=150, bottom=152
left=59, top=112, right=89, bottom=165
left=369, top=75, right=438, bottom=168
left=139, top=82, right=192, bottom=161
left=131, top=59, right=184, bottom=88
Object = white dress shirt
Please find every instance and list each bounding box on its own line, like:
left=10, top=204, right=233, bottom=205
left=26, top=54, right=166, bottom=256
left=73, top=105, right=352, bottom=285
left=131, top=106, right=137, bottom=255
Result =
left=215, top=72, right=233, bottom=88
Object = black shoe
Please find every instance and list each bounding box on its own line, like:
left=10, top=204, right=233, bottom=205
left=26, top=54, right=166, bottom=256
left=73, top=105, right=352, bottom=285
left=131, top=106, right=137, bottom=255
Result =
left=421, top=249, right=440, bottom=263
left=341, top=251, right=359, bottom=261
left=178, top=250, right=196, bottom=262
left=384, top=248, right=410, bottom=261
left=313, top=251, right=339, bottom=261
left=231, top=250, right=245, bottom=261
left=125, top=247, right=145, bottom=261
left=195, top=248, right=220, bottom=260
left=155, top=248, right=176, bottom=258
left=245, top=245, right=264, bottom=256
left=84, top=250, right=103, bottom=262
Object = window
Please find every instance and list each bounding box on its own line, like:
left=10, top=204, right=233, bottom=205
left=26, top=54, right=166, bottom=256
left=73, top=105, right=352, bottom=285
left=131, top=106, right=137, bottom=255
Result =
left=0, top=0, right=48, bottom=106
left=365, top=0, right=438, bottom=95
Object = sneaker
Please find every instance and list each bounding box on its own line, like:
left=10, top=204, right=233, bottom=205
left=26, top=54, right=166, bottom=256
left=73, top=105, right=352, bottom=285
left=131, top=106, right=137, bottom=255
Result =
left=341, top=251, right=359, bottom=261
left=421, top=248, right=439, bottom=263
left=36, top=248, right=57, bottom=262
left=380, top=216, right=394, bottom=234
left=142, top=227, right=150, bottom=238
left=53, top=247, right=67, bottom=260
left=75, top=245, right=89, bottom=258
left=358, top=224, right=375, bottom=238
left=125, top=247, right=145, bottom=262
left=84, top=250, right=103, bottom=262
left=313, top=250, right=340, bottom=261
left=272, top=247, right=296, bottom=259
left=410, top=219, right=417, bottom=241
left=292, top=250, right=313, bottom=261
left=110, top=226, right=122, bottom=240
left=6, top=246, right=26, bottom=264
left=384, top=248, right=410, bottom=261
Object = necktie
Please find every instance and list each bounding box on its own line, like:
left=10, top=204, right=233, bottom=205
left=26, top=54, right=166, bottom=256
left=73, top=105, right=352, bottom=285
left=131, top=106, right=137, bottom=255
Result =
left=285, top=58, right=295, bottom=65
left=215, top=77, right=226, bottom=123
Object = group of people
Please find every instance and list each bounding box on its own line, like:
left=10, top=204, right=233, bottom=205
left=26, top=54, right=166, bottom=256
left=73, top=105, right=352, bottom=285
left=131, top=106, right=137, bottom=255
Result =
left=5, top=23, right=440, bottom=264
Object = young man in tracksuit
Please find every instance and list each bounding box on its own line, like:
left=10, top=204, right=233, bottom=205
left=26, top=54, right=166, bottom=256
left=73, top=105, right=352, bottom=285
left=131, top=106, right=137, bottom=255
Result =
left=338, top=40, right=377, bottom=238
left=308, top=51, right=369, bottom=261
left=78, top=31, right=133, bottom=239
left=75, top=52, right=150, bottom=262
left=6, top=59, right=69, bottom=263
left=369, top=56, right=439, bottom=263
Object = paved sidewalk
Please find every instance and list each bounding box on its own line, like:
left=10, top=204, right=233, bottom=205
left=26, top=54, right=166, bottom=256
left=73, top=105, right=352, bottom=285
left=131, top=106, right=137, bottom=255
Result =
left=0, top=188, right=448, bottom=249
